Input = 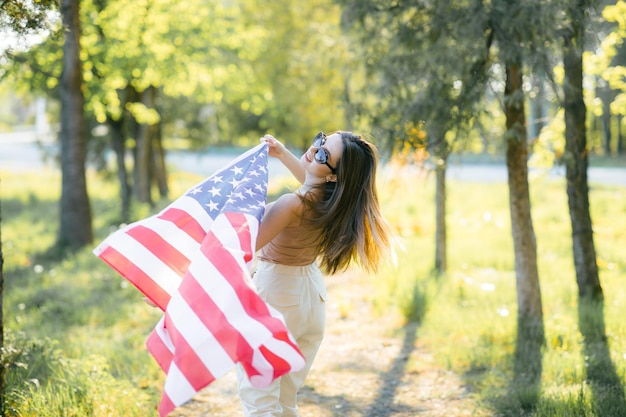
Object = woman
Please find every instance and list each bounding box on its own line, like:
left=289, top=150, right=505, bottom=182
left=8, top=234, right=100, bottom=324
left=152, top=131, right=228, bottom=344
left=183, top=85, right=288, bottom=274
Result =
left=238, top=131, right=394, bottom=417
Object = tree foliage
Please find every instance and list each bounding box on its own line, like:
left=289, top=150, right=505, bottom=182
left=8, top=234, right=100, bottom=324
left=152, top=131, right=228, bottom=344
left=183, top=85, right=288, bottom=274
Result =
left=341, top=1, right=494, bottom=153
left=590, top=1, right=626, bottom=117
left=0, top=0, right=59, bottom=35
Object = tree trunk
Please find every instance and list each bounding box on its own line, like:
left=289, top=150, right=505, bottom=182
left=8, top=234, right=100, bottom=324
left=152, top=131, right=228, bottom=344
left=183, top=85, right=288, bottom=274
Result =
left=528, top=73, right=547, bottom=140
left=153, top=112, right=169, bottom=199
left=600, top=88, right=612, bottom=156
left=563, top=7, right=626, bottom=411
left=109, top=115, right=131, bottom=223
left=563, top=18, right=603, bottom=301
left=343, top=76, right=354, bottom=131
left=151, top=87, right=168, bottom=199
left=504, top=62, right=544, bottom=387
left=617, top=115, right=624, bottom=155
left=133, top=86, right=154, bottom=205
left=58, top=0, right=93, bottom=251
left=433, top=139, right=448, bottom=275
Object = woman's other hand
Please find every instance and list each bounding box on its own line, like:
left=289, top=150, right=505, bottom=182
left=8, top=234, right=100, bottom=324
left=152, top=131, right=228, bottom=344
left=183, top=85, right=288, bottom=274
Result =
left=261, top=134, right=286, bottom=159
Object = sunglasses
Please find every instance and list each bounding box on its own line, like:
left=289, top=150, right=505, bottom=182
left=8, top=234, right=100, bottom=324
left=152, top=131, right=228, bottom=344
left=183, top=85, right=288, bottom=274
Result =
left=312, top=132, right=336, bottom=173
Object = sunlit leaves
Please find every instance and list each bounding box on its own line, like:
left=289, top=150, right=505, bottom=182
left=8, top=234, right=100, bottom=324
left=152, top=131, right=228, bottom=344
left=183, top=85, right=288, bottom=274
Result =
left=125, top=102, right=160, bottom=124
left=6, top=0, right=356, bottom=146
left=529, top=108, right=566, bottom=168
left=583, top=1, right=626, bottom=117
left=0, top=0, right=59, bottom=34
left=602, top=1, right=626, bottom=30
left=78, top=0, right=262, bottom=128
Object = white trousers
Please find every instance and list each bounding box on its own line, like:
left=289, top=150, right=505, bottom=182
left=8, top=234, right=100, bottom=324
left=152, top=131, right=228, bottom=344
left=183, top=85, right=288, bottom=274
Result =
left=237, top=260, right=327, bottom=417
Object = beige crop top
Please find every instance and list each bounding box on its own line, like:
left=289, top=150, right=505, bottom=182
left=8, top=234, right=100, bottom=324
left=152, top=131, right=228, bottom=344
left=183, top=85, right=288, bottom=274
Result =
left=258, top=220, right=320, bottom=266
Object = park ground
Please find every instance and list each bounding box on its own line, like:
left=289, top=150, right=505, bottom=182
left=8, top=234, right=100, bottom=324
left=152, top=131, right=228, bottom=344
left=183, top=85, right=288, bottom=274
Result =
left=170, top=269, right=491, bottom=417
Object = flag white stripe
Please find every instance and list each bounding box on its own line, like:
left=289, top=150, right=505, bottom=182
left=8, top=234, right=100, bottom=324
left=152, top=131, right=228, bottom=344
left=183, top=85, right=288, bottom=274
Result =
left=166, top=295, right=236, bottom=376
left=213, top=213, right=259, bottom=272
left=248, top=348, right=273, bottom=387
left=186, top=255, right=275, bottom=348
left=165, top=195, right=214, bottom=232
left=153, top=316, right=175, bottom=354
left=145, top=216, right=203, bottom=257
left=263, top=336, right=306, bottom=365
left=104, top=231, right=183, bottom=296
left=162, top=362, right=196, bottom=407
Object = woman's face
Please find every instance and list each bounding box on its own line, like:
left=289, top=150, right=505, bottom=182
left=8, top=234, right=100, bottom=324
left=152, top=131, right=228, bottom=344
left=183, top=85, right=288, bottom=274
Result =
left=301, top=132, right=343, bottom=181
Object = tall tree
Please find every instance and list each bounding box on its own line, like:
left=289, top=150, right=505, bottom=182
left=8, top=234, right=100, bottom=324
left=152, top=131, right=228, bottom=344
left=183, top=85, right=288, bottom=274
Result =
left=491, top=1, right=548, bottom=393
left=0, top=2, right=59, bottom=409
left=4, top=0, right=353, bottom=219
left=58, top=0, right=92, bottom=250
left=503, top=58, right=544, bottom=389
left=341, top=1, right=547, bottom=400
left=340, top=1, right=489, bottom=275
left=562, top=1, right=603, bottom=301
left=237, top=0, right=351, bottom=148
left=561, top=1, right=626, bottom=413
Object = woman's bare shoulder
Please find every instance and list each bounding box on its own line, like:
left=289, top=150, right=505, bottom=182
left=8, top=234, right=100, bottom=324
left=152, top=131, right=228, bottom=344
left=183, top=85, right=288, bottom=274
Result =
left=270, top=192, right=304, bottom=217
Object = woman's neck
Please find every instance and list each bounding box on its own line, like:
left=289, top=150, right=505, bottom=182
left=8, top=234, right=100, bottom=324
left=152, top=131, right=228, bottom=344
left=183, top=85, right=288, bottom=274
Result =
left=297, top=182, right=324, bottom=197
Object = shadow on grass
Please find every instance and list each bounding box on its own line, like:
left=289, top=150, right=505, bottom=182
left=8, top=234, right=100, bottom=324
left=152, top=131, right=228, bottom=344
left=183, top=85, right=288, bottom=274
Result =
left=363, top=322, right=419, bottom=417
left=4, top=195, right=154, bottom=332
left=510, top=316, right=544, bottom=411
left=299, top=388, right=359, bottom=417
left=490, top=327, right=544, bottom=416
left=301, top=277, right=426, bottom=416
left=301, top=379, right=424, bottom=417
left=362, top=278, right=429, bottom=415
left=468, top=298, right=626, bottom=417
left=460, top=315, right=544, bottom=416
left=300, top=322, right=422, bottom=417
left=578, top=296, right=626, bottom=417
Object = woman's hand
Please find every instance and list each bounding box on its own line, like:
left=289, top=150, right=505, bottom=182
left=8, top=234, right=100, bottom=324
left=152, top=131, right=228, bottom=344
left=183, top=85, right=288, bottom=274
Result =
left=261, top=134, right=286, bottom=159
left=261, top=133, right=306, bottom=183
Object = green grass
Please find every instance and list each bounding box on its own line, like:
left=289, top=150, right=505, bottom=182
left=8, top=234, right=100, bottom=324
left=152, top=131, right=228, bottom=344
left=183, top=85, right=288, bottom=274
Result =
left=2, top=169, right=165, bottom=416
left=374, top=164, right=626, bottom=416
left=2, top=164, right=625, bottom=416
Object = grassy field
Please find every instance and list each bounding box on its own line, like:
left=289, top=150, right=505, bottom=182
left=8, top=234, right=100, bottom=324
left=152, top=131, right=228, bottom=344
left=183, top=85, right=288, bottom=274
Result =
left=374, top=162, right=626, bottom=416
left=1, top=162, right=625, bottom=416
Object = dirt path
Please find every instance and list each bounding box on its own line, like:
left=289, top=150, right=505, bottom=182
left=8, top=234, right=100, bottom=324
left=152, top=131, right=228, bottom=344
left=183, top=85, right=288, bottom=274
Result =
left=170, top=270, right=489, bottom=417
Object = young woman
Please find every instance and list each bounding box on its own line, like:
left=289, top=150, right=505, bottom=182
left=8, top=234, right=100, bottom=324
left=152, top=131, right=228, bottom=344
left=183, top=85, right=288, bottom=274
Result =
left=237, top=131, right=394, bottom=417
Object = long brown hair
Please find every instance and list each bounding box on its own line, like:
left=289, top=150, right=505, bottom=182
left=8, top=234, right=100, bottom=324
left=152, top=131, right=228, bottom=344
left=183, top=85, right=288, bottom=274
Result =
left=302, top=131, right=394, bottom=275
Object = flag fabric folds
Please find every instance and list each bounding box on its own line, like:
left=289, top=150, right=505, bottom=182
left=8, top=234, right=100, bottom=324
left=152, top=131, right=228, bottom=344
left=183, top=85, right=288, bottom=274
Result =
left=93, top=143, right=305, bottom=416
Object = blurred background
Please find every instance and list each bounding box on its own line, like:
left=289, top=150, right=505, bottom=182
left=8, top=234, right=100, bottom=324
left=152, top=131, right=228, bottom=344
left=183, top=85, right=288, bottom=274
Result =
left=1, top=0, right=625, bottom=416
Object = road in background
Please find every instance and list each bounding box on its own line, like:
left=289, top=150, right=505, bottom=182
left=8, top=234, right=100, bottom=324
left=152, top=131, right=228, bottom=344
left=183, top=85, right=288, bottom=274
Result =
left=1, top=131, right=625, bottom=186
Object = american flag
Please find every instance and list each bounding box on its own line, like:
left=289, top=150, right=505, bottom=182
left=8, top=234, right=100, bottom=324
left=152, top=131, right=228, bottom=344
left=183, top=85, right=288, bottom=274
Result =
left=93, top=143, right=305, bottom=416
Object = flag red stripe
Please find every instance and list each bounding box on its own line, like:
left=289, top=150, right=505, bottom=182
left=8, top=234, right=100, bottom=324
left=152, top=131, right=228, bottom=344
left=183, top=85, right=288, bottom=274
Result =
left=158, top=393, right=175, bottom=417
left=163, top=312, right=216, bottom=391
left=146, top=325, right=174, bottom=372
left=260, top=344, right=292, bottom=380
left=127, top=225, right=191, bottom=278
left=178, top=269, right=255, bottom=365
left=273, top=329, right=301, bottom=354
left=203, top=216, right=295, bottom=340
left=158, top=207, right=205, bottom=244
left=99, top=246, right=171, bottom=309
left=229, top=212, right=255, bottom=263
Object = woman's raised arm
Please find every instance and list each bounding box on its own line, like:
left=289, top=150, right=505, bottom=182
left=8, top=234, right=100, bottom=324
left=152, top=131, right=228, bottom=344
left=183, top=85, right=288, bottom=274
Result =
left=262, top=134, right=306, bottom=184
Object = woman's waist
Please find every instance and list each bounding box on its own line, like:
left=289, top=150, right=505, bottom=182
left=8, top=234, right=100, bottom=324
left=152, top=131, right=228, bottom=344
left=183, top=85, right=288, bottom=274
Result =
left=258, top=246, right=318, bottom=266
